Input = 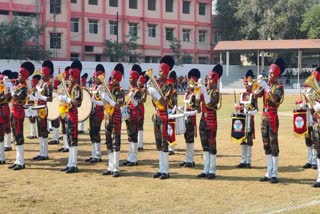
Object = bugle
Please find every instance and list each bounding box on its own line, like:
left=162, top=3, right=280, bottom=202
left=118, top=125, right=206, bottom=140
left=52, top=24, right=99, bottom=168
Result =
left=97, top=74, right=115, bottom=116
left=56, top=73, right=71, bottom=118
left=145, top=69, right=166, bottom=111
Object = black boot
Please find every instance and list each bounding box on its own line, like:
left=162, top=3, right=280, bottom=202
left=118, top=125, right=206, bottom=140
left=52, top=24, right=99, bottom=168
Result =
left=302, top=163, right=312, bottom=169
left=153, top=172, right=161, bottom=178
left=66, top=166, right=78, bottom=173
left=197, top=173, right=207, bottom=178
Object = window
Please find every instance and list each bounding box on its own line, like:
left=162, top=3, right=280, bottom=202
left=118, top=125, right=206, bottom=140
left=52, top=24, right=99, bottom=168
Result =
left=198, top=57, right=208, bottom=64
left=129, top=23, right=138, bottom=37
left=148, top=0, right=156, bottom=11
left=71, top=18, right=79, bottom=32
left=165, top=0, right=173, bottom=12
left=71, top=53, right=79, bottom=61
left=148, top=24, right=156, bottom=37
left=109, top=0, right=118, bottom=7
left=182, top=29, right=190, bottom=42
left=182, top=1, right=190, bottom=14
left=110, top=21, right=118, bottom=35
left=129, top=56, right=138, bottom=63
left=199, top=3, right=206, bottom=16
left=85, top=46, right=94, bottom=52
left=89, top=20, right=98, bottom=34
left=88, top=0, right=98, bottom=5
left=199, top=30, right=206, bottom=43
left=50, top=33, right=61, bottom=49
left=129, top=0, right=137, bottom=9
left=71, top=0, right=77, bottom=3
left=165, top=28, right=174, bottom=41
left=145, top=56, right=160, bottom=63
left=95, top=55, right=101, bottom=62
left=182, top=55, right=193, bottom=64
left=50, top=0, right=61, bottom=14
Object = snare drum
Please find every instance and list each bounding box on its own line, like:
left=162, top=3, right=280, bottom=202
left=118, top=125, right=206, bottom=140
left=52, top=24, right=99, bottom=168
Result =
left=169, top=113, right=186, bottom=135
left=231, top=113, right=246, bottom=144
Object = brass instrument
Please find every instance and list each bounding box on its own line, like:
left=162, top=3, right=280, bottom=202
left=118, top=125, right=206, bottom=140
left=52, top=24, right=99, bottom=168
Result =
left=145, top=69, right=165, bottom=111
left=56, top=73, right=71, bottom=118
left=190, top=79, right=222, bottom=110
left=97, top=74, right=115, bottom=116
left=252, top=76, right=268, bottom=93
left=303, top=74, right=320, bottom=115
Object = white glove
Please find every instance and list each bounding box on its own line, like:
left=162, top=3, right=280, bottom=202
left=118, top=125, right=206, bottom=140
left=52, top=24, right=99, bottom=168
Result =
left=313, top=101, right=320, bottom=112
left=29, top=94, right=35, bottom=101
left=257, top=75, right=263, bottom=81
left=259, top=80, right=270, bottom=93
left=58, top=95, right=71, bottom=104
left=171, top=105, right=177, bottom=114
left=91, top=96, right=103, bottom=107
left=147, top=87, right=161, bottom=101
left=200, top=85, right=207, bottom=93
left=248, top=109, right=258, bottom=116
left=5, top=82, right=13, bottom=96
left=35, top=92, right=48, bottom=101
left=101, top=92, right=116, bottom=107
left=201, top=87, right=210, bottom=105
left=184, top=110, right=198, bottom=116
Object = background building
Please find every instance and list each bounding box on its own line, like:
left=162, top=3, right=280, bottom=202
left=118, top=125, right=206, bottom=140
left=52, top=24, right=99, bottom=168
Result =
left=0, top=0, right=213, bottom=63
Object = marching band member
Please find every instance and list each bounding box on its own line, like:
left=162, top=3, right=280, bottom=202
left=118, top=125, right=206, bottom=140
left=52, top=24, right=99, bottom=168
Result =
left=255, top=58, right=285, bottom=184
left=26, top=74, right=41, bottom=140
left=304, top=67, right=320, bottom=187
left=123, top=64, right=142, bottom=166
left=167, top=71, right=178, bottom=156
left=78, top=73, right=88, bottom=134
left=180, top=68, right=200, bottom=168
left=85, top=65, right=105, bottom=163
left=295, top=100, right=317, bottom=169
left=32, top=60, right=54, bottom=161
left=196, top=64, right=223, bottom=179
left=8, top=61, right=34, bottom=170
left=57, top=66, right=71, bottom=153
left=2, top=70, right=13, bottom=151
left=59, top=60, right=83, bottom=173
left=148, top=55, right=174, bottom=179
left=137, top=71, right=148, bottom=151
left=101, top=63, right=125, bottom=177
left=0, top=71, right=12, bottom=164
left=48, top=74, right=63, bottom=146
left=234, top=70, right=258, bottom=169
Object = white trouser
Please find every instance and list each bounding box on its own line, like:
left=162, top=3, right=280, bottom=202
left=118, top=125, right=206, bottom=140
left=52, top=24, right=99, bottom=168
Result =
left=202, top=151, right=209, bottom=174
left=138, top=131, right=144, bottom=148
left=0, top=142, right=5, bottom=161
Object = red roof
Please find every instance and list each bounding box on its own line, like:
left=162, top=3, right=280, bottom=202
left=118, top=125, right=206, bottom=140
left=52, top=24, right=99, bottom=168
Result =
left=213, top=39, right=320, bottom=51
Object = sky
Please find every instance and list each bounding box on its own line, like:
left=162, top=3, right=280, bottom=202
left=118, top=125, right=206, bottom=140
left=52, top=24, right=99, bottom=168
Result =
left=212, top=0, right=217, bottom=14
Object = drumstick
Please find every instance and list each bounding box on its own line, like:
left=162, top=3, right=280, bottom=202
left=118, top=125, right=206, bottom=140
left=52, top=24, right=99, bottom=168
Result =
left=234, top=90, right=237, bottom=104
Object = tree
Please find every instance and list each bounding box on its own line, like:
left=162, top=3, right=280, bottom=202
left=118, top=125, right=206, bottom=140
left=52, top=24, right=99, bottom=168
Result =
left=103, top=35, right=142, bottom=62
left=169, top=38, right=193, bottom=64
left=300, top=5, right=320, bottom=39
left=235, top=0, right=315, bottom=40
left=0, top=16, right=51, bottom=60
left=216, top=0, right=242, bottom=41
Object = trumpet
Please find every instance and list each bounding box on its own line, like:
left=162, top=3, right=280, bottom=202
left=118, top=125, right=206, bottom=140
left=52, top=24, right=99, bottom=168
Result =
left=56, top=73, right=71, bottom=118
left=97, top=74, right=115, bottom=116
left=145, top=69, right=166, bottom=111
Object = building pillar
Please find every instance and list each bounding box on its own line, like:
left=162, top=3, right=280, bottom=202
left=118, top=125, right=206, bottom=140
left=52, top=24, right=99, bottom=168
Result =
left=298, top=49, right=302, bottom=89
left=257, top=50, right=260, bottom=76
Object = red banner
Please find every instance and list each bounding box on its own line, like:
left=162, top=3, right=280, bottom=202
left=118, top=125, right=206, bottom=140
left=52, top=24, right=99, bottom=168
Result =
left=293, top=109, right=308, bottom=136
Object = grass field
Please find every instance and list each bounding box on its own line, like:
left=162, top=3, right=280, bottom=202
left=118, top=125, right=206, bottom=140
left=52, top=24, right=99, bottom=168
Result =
left=1, top=94, right=320, bottom=213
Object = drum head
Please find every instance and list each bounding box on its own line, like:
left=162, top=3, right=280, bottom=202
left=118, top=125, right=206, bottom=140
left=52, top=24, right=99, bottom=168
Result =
left=78, top=88, right=93, bottom=122
left=47, top=92, right=60, bottom=121
left=32, top=105, right=46, bottom=110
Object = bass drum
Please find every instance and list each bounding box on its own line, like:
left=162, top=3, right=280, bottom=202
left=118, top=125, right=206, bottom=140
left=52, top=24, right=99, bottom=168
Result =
left=47, top=91, right=61, bottom=121
left=78, top=88, right=93, bottom=122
